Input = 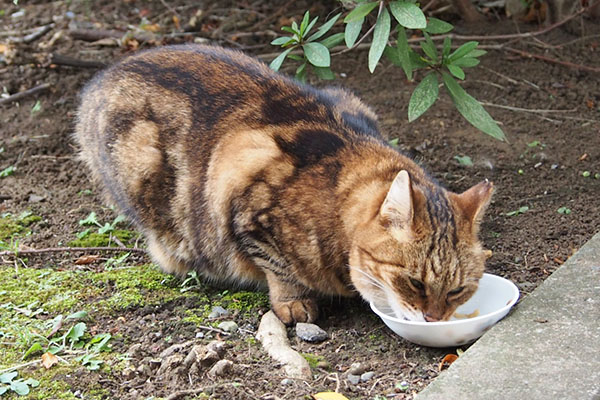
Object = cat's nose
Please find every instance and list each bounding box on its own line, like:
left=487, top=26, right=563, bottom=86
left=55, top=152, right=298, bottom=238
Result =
left=424, top=313, right=440, bottom=322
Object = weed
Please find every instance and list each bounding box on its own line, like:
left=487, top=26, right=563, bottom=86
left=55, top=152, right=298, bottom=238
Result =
left=557, top=207, right=571, bottom=215
left=454, top=155, right=473, bottom=167
left=582, top=171, right=591, bottom=177
left=30, top=100, right=42, bottom=115
left=0, top=166, right=15, bottom=178
left=506, top=206, right=529, bottom=217
left=0, top=371, right=39, bottom=396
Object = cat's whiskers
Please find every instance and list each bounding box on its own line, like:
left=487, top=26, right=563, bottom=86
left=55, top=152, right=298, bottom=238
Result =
left=349, top=266, right=387, bottom=291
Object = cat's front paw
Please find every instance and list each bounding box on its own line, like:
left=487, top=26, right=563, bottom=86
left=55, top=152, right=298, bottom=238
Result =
left=271, top=298, right=318, bottom=326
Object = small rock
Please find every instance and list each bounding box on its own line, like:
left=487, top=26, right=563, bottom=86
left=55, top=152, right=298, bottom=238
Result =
left=28, top=194, right=45, bottom=203
left=195, top=331, right=205, bottom=338
left=218, top=321, right=238, bottom=333
left=361, top=371, right=375, bottom=382
left=316, top=360, right=330, bottom=369
left=126, top=343, right=143, bottom=358
left=208, top=359, right=233, bottom=377
left=295, top=323, right=328, bottom=343
left=280, top=378, right=294, bottom=386
left=155, top=354, right=183, bottom=376
left=208, top=305, right=230, bottom=319
left=348, top=362, right=367, bottom=376
left=207, top=340, right=227, bottom=358
left=347, top=374, right=360, bottom=385
left=121, top=366, right=136, bottom=379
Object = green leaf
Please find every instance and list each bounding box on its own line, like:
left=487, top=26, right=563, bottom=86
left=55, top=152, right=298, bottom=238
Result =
left=345, top=17, right=364, bottom=47
left=97, top=223, right=113, bottom=234
left=89, top=333, right=112, bottom=353
left=389, top=138, right=399, bottom=147
left=453, top=57, right=480, bottom=68
left=66, top=311, right=88, bottom=320
left=389, top=1, right=427, bottom=29
left=409, top=48, right=429, bottom=68
left=269, top=47, right=294, bottom=71
left=408, top=73, right=439, bottom=122
left=368, top=7, right=390, bottom=73
left=299, top=11, right=311, bottom=36
left=420, top=37, right=437, bottom=62
left=296, top=62, right=307, bottom=82
left=271, top=36, right=293, bottom=46
left=442, top=37, right=451, bottom=61
left=466, top=49, right=487, bottom=58
left=22, top=343, right=44, bottom=360
left=344, top=1, right=379, bottom=22
left=0, top=372, right=17, bottom=384
left=304, top=16, right=319, bottom=37
left=396, top=27, right=412, bottom=79
left=0, top=166, right=15, bottom=178
left=291, top=21, right=299, bottom=34
left=65, top=322, right=86, bottom=344
left=79, top=212, right=99, bottom=227
left=447, top=64, right=465, bottom=79
left=442, top=72, right=506, bottom=141
left=10, top=380, right=30, bottom=396
left=0, top=386, right=8, bottom=395
left=506, top=206, right=529, bottom=216
left=76, top=229, right=91, bottom=239
left=308, top=13, right=341, bottom=42
left=303, top=42, right=330, bottom=67
left=288, top=54, right=303, bottom=61
left=424, top=17, right=453, bottom=34
left=281, top=26, right=297, bottom=35
left=454, top=155, right=474, bottom=166
left=23, top=379, right=39, bottom=388
left=449, top=41, right=479, bottom=62
left=320, top=32, right=345, bottom=49
left=314, top=66, right=335, bottom=80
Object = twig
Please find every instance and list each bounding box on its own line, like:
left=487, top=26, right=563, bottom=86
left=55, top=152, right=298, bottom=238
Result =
left=504, top=47, right=600, bottom=73
left=480, top=102, right=578, bottom=114
left=7, top=23, right=54, bottom=43
left=69, top=28, right=123, bottom=42
left=0, top=360, right=40, bottom=375
left=49, top=53, right=106, bottom=69
left=0, top=83, right=51, bottom=105
left=195, top=325, right=231, bottom=336
left=0, top=246, right=146, bottom=257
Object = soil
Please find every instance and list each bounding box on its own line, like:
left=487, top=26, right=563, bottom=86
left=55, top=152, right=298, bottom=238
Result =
left=1, top=1, right=599, bottom=399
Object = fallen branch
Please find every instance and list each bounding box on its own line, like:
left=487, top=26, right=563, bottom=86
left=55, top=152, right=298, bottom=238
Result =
left=49, top=53, right=106, bottom=69
left=256, top=311, right=312, bottom=380
left=6, top=23, right=54, bottom=43
left=0, top=246, right=146, bottom=257
left=0, top=83, right=51, bottom=105
left=480, top=102, right=578, bottom=114
left=503, top=47, right=600, bottom=73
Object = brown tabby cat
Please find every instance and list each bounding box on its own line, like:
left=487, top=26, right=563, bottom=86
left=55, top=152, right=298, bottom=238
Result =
left=74, top=44, right=493, bottom=325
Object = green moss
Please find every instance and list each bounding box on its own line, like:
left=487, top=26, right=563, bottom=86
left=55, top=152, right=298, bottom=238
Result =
left=0, top=216, right=26, bottom=241
left=221, top=290, right=269, bottom=313
left=301, top=353, right=324, bottom=369
left=67, top=229, right=138, bottom=247
left=19, top=215, right=42, bottom=226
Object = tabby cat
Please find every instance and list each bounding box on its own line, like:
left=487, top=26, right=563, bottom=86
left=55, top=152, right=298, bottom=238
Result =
left=74, top=44, right=493, bottom=325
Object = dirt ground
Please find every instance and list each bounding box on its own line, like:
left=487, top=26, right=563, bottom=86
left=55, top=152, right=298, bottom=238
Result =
left=1, top=1, right=599, bottom=399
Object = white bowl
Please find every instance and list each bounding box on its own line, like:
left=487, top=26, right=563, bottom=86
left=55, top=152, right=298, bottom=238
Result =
left=370, top=273, right=520, bottom=347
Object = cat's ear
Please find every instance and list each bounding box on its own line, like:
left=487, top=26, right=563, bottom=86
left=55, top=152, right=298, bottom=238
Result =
left=380, top=170, right=414, bottom=241
left=453, top=180, right=494, bottom=234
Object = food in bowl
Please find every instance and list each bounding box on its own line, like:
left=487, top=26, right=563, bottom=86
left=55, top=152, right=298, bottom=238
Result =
left=370, top=273, right=519, bottom=347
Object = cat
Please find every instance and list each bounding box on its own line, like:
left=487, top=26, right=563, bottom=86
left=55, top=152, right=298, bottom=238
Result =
left=74, top=44, right=493, bottom=325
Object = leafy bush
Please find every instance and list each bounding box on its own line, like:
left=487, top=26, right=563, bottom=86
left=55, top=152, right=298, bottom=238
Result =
left=270, top=1, right=505, bottom=141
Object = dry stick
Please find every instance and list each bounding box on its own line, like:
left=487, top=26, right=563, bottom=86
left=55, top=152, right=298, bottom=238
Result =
left=0, top=83, right=51, bottom=105
left=0, top=246, right=146, bottom=257
left=480, top=102, right=578, bottom=114
left=503, top=47, right=600, bottom=73
left=49, top=53, right=106, bottom=69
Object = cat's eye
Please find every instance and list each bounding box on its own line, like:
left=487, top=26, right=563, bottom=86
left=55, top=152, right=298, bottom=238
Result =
left=409, top=278, right=425, bottom=292
left=447, top=286, right=465, bottom=296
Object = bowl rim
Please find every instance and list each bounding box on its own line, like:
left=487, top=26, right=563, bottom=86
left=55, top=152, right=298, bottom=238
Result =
left=369, top=273, right=520, bottom=327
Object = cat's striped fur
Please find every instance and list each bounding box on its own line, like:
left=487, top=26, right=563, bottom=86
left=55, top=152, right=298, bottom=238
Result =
left=74, top=45, right=493, bottom=324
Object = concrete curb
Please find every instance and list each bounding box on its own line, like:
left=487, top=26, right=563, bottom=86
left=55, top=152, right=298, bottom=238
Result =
left=416, top=231, right=600, bottom=400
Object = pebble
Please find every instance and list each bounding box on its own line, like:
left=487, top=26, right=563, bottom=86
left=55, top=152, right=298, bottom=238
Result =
left=208, top=305, right=230, bottom=319
left=361, top=371, right=375, bottom=382
left=217, top=321, right=238, bottom=333
left=195, top=331, right=205, bottom=339
left=316, top=360, right=330, bottom=369
left=28, top=194, right=45, bottom=203
left=347, top=374, right=360, bottom=385
left=208, top=359, right=233, bottom=377
left=295, top=323, right=329, bottom=343
left=280, top=378, right=294, bottom=386
left=348, top=362, right=367, bottom=376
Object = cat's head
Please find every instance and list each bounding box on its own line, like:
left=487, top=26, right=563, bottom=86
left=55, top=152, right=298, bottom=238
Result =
left=348, top=170, right=493, bottom=322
